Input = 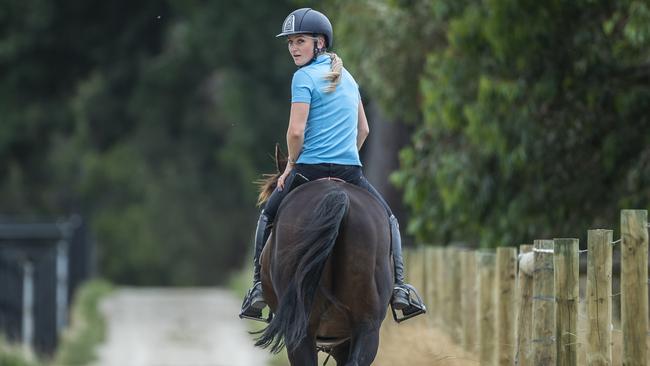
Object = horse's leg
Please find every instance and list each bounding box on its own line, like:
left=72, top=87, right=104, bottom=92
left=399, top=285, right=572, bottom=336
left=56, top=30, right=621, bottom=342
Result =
left=287, top=336, right=318, bottom=366
left=344, top=324, right=381, bottom=366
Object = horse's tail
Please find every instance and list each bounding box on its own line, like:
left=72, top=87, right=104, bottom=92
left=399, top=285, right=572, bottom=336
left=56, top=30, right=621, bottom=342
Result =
left=255, top=190, right=350, bottom=353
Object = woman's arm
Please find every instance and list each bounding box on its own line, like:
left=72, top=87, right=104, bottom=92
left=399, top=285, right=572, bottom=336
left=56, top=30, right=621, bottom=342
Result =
left=357, top=101, right=370, bottom=150
left=278, top=102, right=309, bottom=190
left=286, top=102, right=309, bottom=163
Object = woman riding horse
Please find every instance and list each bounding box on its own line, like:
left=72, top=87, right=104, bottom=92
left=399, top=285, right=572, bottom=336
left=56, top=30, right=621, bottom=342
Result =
left=239, top=7, right=426, bottom=322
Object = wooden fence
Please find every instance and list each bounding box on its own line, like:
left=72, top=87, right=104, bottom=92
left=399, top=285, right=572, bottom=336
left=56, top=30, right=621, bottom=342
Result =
left=404, top=209, right=649, bottom=365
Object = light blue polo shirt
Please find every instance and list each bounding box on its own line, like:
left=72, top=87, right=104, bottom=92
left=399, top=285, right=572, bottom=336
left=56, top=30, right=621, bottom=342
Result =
left=291, top=54, right=362, bottom=166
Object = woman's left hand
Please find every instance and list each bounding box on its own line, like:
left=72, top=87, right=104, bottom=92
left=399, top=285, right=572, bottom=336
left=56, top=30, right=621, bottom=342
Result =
left=277, top=164, right=293, bottom=191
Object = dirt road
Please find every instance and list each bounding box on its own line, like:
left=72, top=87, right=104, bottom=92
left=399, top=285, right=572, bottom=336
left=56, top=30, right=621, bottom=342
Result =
left=93, top=288, right=268, bottom=366
left=93, top=287, right=479, bottom=366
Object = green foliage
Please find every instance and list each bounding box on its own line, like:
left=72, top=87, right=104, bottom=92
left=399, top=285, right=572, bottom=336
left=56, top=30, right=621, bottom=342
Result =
left=0, top=336, right=40, bottom=366
left=53, top=280, right=113, bottom=366
left=324, top=0, right=650, bottom=246
left=324, top=0, right=453, bottom=123
left=6, top=0, right=649, bottom=284
left=394, top=0, right=650, bottom=246
left=0, top=0, right=297, bottom=284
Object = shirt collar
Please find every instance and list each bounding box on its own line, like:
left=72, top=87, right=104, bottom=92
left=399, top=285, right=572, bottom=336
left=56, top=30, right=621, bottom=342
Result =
left=315, top=54, right=329, bottom=64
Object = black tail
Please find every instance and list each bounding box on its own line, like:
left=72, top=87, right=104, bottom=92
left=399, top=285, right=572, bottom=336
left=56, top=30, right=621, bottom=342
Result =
left=255, top=190, right=350, bottom=353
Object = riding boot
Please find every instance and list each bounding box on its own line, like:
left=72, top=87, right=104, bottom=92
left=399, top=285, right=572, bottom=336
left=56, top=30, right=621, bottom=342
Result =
left=389, top=215, right=426, bottom=319
left=239, top=211, right=271, bottom=321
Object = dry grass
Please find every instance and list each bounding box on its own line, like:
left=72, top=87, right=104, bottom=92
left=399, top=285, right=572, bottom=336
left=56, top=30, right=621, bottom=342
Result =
left=373, top=318, right=478, bottom=366
left=268, top=314, right=649, bottom=365
left=268, top=317, right=477, bottom=366
left=265, top=296, right=649, bottom=365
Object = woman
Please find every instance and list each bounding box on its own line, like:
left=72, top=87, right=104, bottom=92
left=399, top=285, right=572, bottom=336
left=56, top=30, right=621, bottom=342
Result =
left=239, top=8, right=425, bottom=322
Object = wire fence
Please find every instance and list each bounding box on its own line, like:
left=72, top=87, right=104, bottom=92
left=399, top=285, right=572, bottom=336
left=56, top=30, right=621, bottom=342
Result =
left=405, top=209, right=649, bottom=366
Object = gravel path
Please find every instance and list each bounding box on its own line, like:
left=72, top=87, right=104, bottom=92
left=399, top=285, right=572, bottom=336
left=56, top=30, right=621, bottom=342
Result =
left=93, top=288, right=269, bottom=366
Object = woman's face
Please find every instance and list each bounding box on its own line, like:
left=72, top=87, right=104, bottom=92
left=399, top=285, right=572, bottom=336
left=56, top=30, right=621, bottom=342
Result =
left=287, top=34, right=323, bottom=66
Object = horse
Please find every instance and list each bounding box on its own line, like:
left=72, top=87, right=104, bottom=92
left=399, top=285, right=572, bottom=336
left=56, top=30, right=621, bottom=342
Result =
left=253, top=147, right=393, bottom=365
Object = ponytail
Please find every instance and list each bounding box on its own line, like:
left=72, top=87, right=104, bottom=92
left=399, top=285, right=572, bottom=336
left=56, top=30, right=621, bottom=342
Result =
left=323, top=52, right=343, bottom=93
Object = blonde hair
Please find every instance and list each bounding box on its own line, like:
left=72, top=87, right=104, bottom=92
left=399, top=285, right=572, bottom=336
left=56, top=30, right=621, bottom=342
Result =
left=323, top=52, right=343, bottom=93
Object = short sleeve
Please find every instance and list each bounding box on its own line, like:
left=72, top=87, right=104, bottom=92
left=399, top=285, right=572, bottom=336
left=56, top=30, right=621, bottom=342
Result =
left=291, top=70, right=313, bottom=104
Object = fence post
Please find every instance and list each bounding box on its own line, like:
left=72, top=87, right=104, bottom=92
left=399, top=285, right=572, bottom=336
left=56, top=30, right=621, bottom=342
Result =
left=586, top=229, right=612, bottom=365
left=448, top=247, right=463, bottom=343
left=496, top=247, right=518, bottom=365
left=461, top=250, right=478, bottom=354
left=554, top=238, right=579, bottom=366
left=532, top=239, right=556, bottom=365
left=516, top=244, right=534, bottom=366
left=408, top=246, right=425, bottom=305
left=424, top=246, right=437, bottom=323
left=21, top=259, right=34, bottom=357
left=434, top=247, right=446, bottom=326
left=442, top=247, right=456, bottom=335
left=620, top=209, right=648, bottom=366
left=56, top=238, right=69, bottom=333
left=478, top=251, right=497, bottom=365
left=421, top=246, right=428, bottom=312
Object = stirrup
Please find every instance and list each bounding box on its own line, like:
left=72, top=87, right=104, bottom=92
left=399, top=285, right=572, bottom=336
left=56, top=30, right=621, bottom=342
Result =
left=239, top=286, right=272, bottom=323
left=239, top=308, right=273, bottom=323
left=390, top=284, right=427, bottom=323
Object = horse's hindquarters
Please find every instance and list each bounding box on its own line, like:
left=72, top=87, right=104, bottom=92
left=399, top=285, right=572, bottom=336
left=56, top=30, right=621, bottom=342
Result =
left=258, top=180, right=392, bottom=363
left=315, top=305, right=352, bottom=339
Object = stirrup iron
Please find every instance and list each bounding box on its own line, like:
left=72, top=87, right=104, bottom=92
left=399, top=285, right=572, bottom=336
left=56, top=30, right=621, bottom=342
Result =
left=390, top=284, right=427, bottom=323
left=239, top=287, right=273, bottom=323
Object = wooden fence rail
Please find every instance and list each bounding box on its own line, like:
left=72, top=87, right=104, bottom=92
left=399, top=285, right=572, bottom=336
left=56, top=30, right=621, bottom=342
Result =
left=403, top=209, right=649, bottom=365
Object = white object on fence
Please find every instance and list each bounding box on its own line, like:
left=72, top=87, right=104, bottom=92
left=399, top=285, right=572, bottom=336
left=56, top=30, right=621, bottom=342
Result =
left=519, top=252, right=535, bottom=276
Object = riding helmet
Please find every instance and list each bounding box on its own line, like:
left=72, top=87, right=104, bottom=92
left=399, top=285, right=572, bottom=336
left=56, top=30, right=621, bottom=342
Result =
left=276, top=8, right=334, bottom=48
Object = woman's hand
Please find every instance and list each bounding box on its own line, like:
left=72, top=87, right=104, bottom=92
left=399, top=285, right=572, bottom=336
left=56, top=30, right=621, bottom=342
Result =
left=277, top=163, right=294, bottom=191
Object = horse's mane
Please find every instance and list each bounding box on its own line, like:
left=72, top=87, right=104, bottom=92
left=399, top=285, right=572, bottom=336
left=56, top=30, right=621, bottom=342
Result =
left=256, top=144, right=288, bottom=206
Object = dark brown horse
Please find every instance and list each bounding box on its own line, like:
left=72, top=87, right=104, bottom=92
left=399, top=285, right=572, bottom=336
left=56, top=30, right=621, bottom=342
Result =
left=254, top=150, right=392, bottom=365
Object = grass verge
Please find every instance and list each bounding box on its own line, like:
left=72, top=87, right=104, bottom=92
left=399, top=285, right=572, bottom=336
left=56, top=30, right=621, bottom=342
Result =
left=51, top=279, right=113, bottom=366
left=0, top=335, right=40, bottom=366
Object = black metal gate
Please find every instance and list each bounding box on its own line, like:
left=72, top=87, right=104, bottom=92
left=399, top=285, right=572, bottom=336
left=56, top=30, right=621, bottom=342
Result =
left=0, top=215, right=94, bottom=356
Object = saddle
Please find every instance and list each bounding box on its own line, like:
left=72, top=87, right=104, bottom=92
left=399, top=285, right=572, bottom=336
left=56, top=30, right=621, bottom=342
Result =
left=289, top=173, right=344, bottom=191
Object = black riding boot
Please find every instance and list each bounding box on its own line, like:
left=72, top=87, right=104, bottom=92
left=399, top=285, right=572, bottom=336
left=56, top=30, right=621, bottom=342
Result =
left=390, top=215, right=426, bottom=322
left=239, top=211, right=270, bottom=321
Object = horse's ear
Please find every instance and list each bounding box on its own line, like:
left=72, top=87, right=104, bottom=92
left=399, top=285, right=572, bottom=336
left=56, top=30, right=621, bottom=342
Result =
left=275, top=143, right=287, bottom=173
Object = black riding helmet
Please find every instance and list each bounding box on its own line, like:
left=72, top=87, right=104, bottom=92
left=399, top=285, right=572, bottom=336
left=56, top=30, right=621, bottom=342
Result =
left=276, top=8, right=333, bottom=65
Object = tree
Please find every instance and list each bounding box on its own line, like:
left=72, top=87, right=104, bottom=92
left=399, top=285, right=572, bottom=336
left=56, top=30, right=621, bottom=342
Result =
left=394, top=0, right=650, bottom=246
left=1, top=0, right=297, bottom=284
